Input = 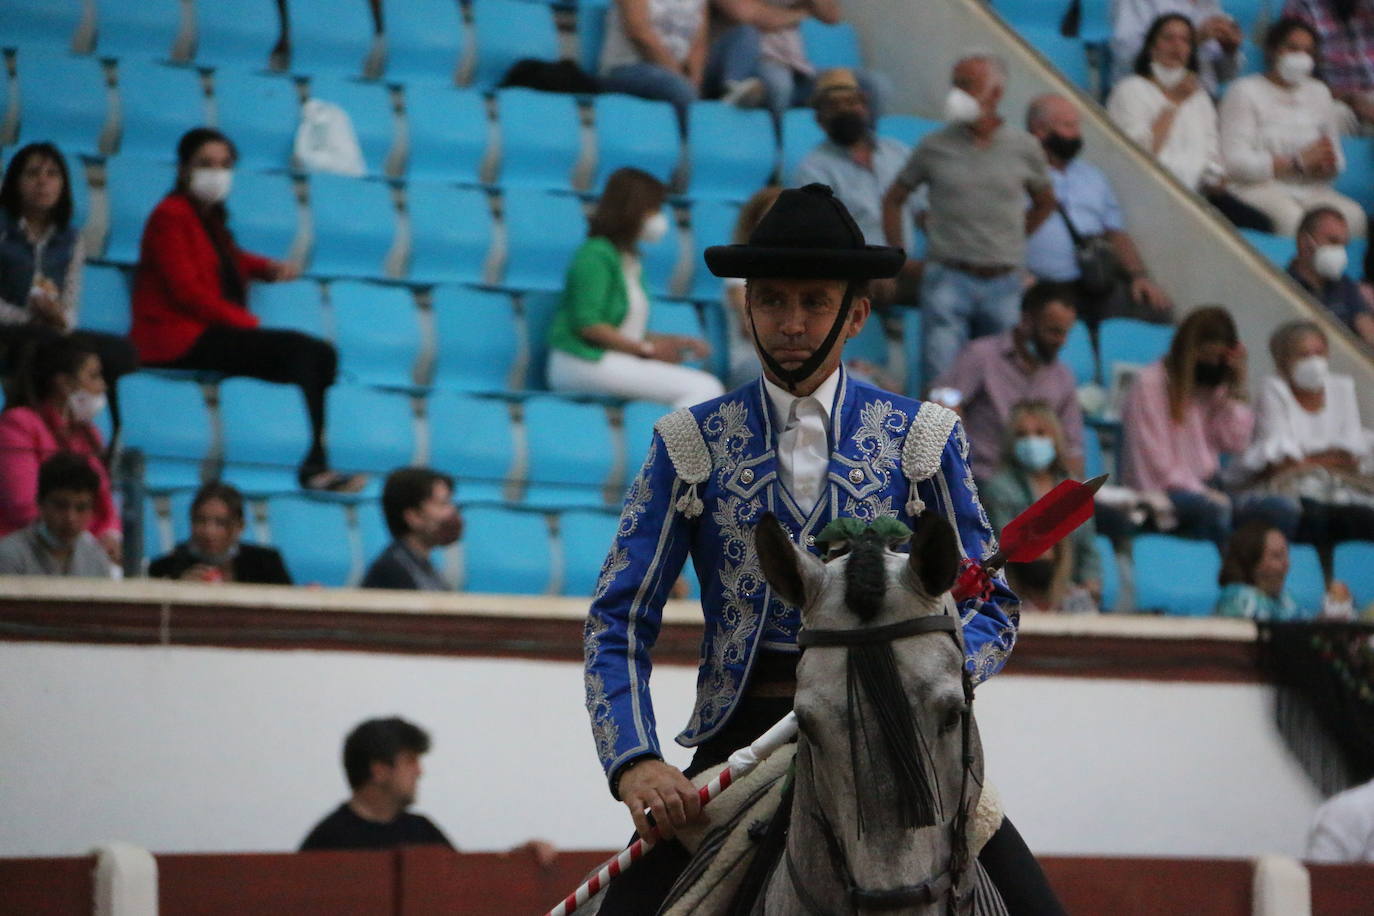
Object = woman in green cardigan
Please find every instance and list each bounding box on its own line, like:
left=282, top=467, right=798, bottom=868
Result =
left=546, top=168, right=724, bottom=408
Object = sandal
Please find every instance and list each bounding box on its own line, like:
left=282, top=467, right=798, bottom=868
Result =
left=302, top=470, right=369, bottom=494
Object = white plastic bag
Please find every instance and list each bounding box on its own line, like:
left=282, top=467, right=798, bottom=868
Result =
left=293, top=98, right=366, bottom=177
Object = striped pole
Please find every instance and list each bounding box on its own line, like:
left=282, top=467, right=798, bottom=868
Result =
left=544, top=712, right=798, bottom=916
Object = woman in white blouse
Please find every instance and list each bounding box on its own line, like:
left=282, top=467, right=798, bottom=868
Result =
left=1107, top=13, right=1272, bottom=231
left=1237, top=320, right=1374, bottom=546
left=1218, top=17, right=1366, bottom=237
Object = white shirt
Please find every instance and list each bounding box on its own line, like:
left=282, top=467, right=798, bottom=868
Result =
left=1308, top=777, right=1374, bottom=863
left=1239, top=374, right=1372, bottom=474
left=618, top=255, right=649, bottom=342
left=764, top=368, right=841, bottom=515
left=1107, top=75, right=1223, bottom=191
left=1110, top=0, right=1240, bottom=95
left=1219, top=74, right=1346, bottom=186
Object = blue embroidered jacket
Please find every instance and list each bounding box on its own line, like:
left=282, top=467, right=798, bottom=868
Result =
left=583, top=371, right=1019, bottom=789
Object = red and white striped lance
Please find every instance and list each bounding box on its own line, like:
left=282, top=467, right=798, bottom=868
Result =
left=544, top=712, right=799, bottom=916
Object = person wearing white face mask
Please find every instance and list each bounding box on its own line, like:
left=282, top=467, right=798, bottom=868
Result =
left=547, top=167, right=724, bottom=408
left=1236, top=320, right=1374, bottom=549
left=1111, top=0, right=1243, bottom=97
left=0, top=337, right=122, bottom=567
left=1218, top=18, right=1367, bottom=237
left=1287, top=206, right=1374, bottom=348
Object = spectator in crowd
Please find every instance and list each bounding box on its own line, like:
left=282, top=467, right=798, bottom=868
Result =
left=982, top=401, right=1101, bottom=612
left=1215, top=520, right=1354, bottom=618
left=1234, top=320, right=1374, bottom=545
left=705, top=2, right=888, bottom=118
left=792, top=68, right=922, bottom=306
left=0, top=143, right=138, bottom=432
left=1283, top=0, right=1374, bottom=126
left=1106, top=14, right=1274, bottom=231
left=929, top=280, right=1085, bottom=482
left=722, top=186, right=782, bottom=388
left=1286, top=206, right=1374, bottom=347
left=131, top=128, right=363, bottom=494
left=0, top=337, right=119, bottom=564
left=0, top=452, right=114, bottom=577
left=1025, top=93, right=1172, bottom=326
left=361, top=468, right=462, bottom=591
left=1308, top=775, right=1374, bottom=863
left=1120, top=306, right=1267, bottom=545
left=1112, top=0, right=1243, bottom=95
left=599, top=0, right=709, bottom=129
left=882, top=51, right=1057, bottom=386
left=547, top=168, right=723, bottom=407
left=1218, top=18, right=1366, bottom=237
left=148, top=481, right=292, bottom=585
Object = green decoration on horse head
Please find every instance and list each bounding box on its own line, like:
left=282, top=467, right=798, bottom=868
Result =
left=815, top=517, right=914, bottom=557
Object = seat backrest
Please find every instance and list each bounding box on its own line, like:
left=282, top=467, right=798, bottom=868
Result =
left=119, top=372, right=212, bottom=464
left=2, top=0, right=87, bottom=53
left=576, top=1, right=610, bottom=73
left=468, top=0, right=559, bottom=89
left=500, top=187, right=587, bottom=292
left=780, top=107, right=825, bottom=183
left=211, top=69, right=300, bottom=172
left=520, top=291, right=562, bottom=390
left=16, top=50, right=111, bottom=154
left=306, top=173, right=398, bottom=278
left=227, top=170, right=301, bottom=262
left=1333, top=540, right=1374, bottom=608
left=798, top=19, right=862, bottom=70
left=193, top=0, right=281, bottom=69
left=329, top=280, right=422, bottom=387
left=1019, top=27, right=1090, bottom=91
left=876, top=114, right=940, bottom=150
left=1094, top=534, right=1119, bottom=612
left=687, top=199, right=740, bottom=300
left=102, top=155, right=177, bottom=263
left=1061, top=319, right=1097, bottom=385
left=249, top=279, right=326, bottom=337
left=1335, top=135, right=1374, bottom=213
left=1098, top=317, right=1173, bottom=384
left=305, top=76, right=397, bottom=177
left=1238, top=228, right=1297, bottom=272
left=326, top=384, right=416, bottom=473
left=594, top=93, right=679, bottom=189
left=621, top=399, right=669, bottom=485
left=219, top=377, right=311, bottom=474
left=686, top=102, right=776, bottom=202
left=558, top=507, right=619, bottom=596
left=287, top=0, right=378, bottom=78
left=522, top=396, right=616, bottom=507
left=493, top=87, right=581, bottom=190
left=406, top=183, right=494, bottom=285
left=382, top=0, right=465, bottom=85
left=1132, top=534, right=1220, bottom=615
left=430, top=285, right=519, bottom=392
left=96, top=0, right=190, bottom=60
left=460, top=505, right=551, bottom=593
left=79, top=264, right=131, bottom=335
left=426, top=391, right=516, bottom=502
left=265, top=495, right=355, bottom=586
left=1082, top=424, right=1105, bottom=479
left=639, top=206, right=684, bottom=298
left=1286, top=543, right=1327, bottom=618
left=404, top=86, right=490, bottom=183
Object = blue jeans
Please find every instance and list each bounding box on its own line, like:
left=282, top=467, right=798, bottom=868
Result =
left=1167, top=489, right=1231, bottom=546
left=601, top=62, right=698, bottom=131
left=918, top=262, right=1022, bottom=388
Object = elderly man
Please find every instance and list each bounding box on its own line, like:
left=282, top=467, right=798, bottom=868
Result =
left=882, top=52, right=1057, bottom=389
left=1288, top=206, right=1374, bottom=348
left=1024, top=93, right=1171, bottom=326
left=585, top=183, right=1063, bottom=913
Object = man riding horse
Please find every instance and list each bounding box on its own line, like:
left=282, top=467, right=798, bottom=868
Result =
left=582, top=184, right=1062, bottom=913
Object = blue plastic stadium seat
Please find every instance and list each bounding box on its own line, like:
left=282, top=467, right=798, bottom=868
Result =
left=15, top=51, right=112, bottom=154
left=577, top=0, right=610, bottom=73
left=902, top=308, right=923, bottom=397
left=114, top=60, right=206, bottom=160
left=430, top=286, right=519, bottom=392
left=79, top=264, right=131, bottom=336
left=1017, top=27, right=1091, bottom=90
left=211, top=69, right=299, bottom=171
left=227, top=170, right=300, bottom=261
left=560, top=508, right=619, bottom=596
left=622, top=400, right=668, bottom=485
left=522, top=396, right=617, bottom=508
left=1, top=0, right=87, bottom=52
left=640, top=209, right=683, bottom=298
left=142, top=494, right=170, bottom=565
left=1062, top=319, right=1096, bottom=386
left=688, top=199, right=741, bottom=300
left=648, top=300, right=708, bottom=369
left=382, top=0, right=466, bottom=86
left=119, top=373, right=211, bottom=490
left=1334, top=135, right=1374, bottom=213
left=992, top=0, right=1061, bottom=29
left=355, top=496, right=392, bottom=571
left=404, top=87, right=489, bottom=183
left=844, top=314, right=888, bottom=368
left=287, top=0, right=379, bottom=78
left=57, top=146, right=92, bottom=227
left=687, top=102, right=776, bottom=202
left=781, top=107, right=825, bottom=184
left=167, top=489, right=197, bottom=547
left=492, top=88, right=582, bottom=191
left=1095, top=534, right=1119, bottom=611
left=306, top=174, right=398, bottom=278
left=1097, top=317, right=1173, bottom=383
left=799, top=20, right=862, bottom=70
left=1082, top=424, right=1105, bottom=479
left=325, top=385, right=415, bottom=480
left=1133, top=534, right=1221, bottom=615
left=329, top=280, right=422, bottom=388
left=93, top=0, right=189, bottom=59
left=1286, top=543, right=1326, bottom=618
left=468, top=0, right=559, bottom=90
left=249, top=279, right=326, bottom=337
left=876, top=115, right=940, bottom=150
left=500, top=188, right=587, bottom=292
left=1239, top=228, right=1297, bottom=271
left=102, top=156, right=177, bottom=264
left=266, top=495, right=353, bottom=586
left=520, top=291, right=561, bottom=390
left=220, top=377, right=315, bottom=494
left=594, top=94, right=679, bottom=189
left=1333, top=540, right=1374, bottom=607
left=406, top=183, right=494, bottom=285
left=461, top=505, right=551, bottom=593
left=427, top=391, right=516, bottom=502
left=306, top=77, right=397, bottom=177
left=193, top=0, right=282, bottom=69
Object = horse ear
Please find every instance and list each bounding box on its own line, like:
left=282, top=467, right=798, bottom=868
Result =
left=907, top=514, right=960, bottom=598
left=755, top=513, right=823, bottom=608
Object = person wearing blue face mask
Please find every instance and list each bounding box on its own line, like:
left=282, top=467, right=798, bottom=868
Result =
left=982, top=400, right=1102, bottom=611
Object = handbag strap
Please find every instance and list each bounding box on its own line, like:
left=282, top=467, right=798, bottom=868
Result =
left=1056, top=201, right=1088, bottom=248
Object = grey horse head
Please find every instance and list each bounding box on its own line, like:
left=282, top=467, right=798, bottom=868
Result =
left=755, top=513, right=985, bottom=914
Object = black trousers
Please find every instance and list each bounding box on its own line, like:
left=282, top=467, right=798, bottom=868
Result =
left=596, top=694, right=1066, bottom=915
left=0, top=324, right=139, bottom=436
left=153, top=326, right=339, bottom=481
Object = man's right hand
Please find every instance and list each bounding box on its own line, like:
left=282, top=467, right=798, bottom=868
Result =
left=617, top=758, right=702, bottom=841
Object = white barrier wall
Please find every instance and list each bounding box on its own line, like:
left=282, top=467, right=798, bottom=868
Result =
left=0, top=642, right=1320, bottom=859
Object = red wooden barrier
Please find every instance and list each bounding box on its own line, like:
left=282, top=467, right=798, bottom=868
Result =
left=1309, top=862, right=1374, bottom=916
left=0, top=855, right=93, bottom=916
left=1041, top=856, right=1252, bottom=916
left=157, top=851, right=396, bottom=916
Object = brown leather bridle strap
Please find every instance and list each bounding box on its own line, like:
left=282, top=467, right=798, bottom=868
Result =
left=796, top=614, right=958, bottom=648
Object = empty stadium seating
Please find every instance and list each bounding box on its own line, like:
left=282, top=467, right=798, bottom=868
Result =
left=1097, top=318, right=1173, bottom=388
left=285, top=0, right=379, bottom=79
left=91, top=0, right=191, bottom=61
left=304, top=76, right=398, bottom=177
left=305, top=174, right=399, bottom=278
left=427, top=392, right=516, bottom=503
left=211, top=69, right=299, bottom=171
left=1333, top=541, right=1374, bottom=609
left=686, top=103, right=776, bottom=202
left=1286, top=543, right=1326, bottom=618
left=1132, top=535, right=1221, bottom=616
left=265, top=495, right=354, bottom=586
left=248, top=279, right=327, bottom=338
left=118, top=373, right=212, bottom=491
left=429, top=286, right=519, bottom=393
left=14, top=51, right=113, bottom=154
left=559, top=508, right=619, bottom=597
left=102, top=156, right=177, bottom=264
left=406, top=183, right=494, bottom=285
left=521, top=396, right=616, bottom=509
left=467, top=0, right=559, bottom=91
left=325, top=386, right=416, bottom=492
left=404, top=87, right=490, bottom=184
left=781, top=107, right=826, bottom=182
left=1062, top=319, right=1097, bottom=386
left=499, top=188, right=586, bottom=292
left=192, top=0, right=281, bottom=70
left=114, top=59, right=206, bottom=159
left=593, top=94, right=679, bottom=189
left=226, top=170, right=301, bottom=261
left=1, top=0, right=90, bottom=53
left=79, top=264, right=132, bottom=336
left=460, top=505, right=552, bottom=594
left=492, top=88, right=582, bottom=190
left=329, top=280, right=423, bottom=388
left=219, top=377, right=312, bottom=494
left=380, top=0, right=466, bottom=86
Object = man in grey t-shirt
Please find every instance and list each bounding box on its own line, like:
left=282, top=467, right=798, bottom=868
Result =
left=881, top=52, right=1056, bottom=391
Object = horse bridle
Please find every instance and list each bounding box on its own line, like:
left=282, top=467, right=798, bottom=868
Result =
left=785, top=611, right=978, bottom=914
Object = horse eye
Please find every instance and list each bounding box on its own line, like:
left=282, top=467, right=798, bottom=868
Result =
left=938, top=704, right=963, bottom=735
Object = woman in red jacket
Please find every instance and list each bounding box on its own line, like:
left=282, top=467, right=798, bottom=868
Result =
left=131, top=128, right=363, bottom=492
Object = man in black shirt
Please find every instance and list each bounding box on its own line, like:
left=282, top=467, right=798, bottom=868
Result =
left=300, top=717, right=453, bottom=851
left=360, top=468, right=463, bottom=591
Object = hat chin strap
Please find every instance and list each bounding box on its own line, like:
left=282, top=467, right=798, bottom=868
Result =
left=749, top=281, right=858, bottom=394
